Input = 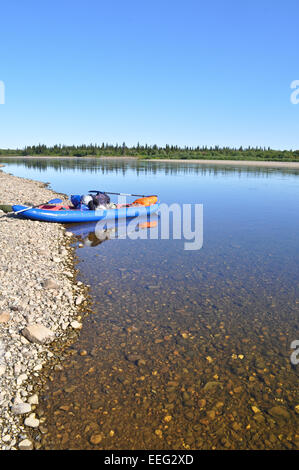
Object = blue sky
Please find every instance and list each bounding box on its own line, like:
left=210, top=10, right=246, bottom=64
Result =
left=0, top=0, right=298, bottom=149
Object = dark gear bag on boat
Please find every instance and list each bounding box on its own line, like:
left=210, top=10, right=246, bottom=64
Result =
left=71, top=194, right=82, bottom=208
left=86, top=192, right=111, bottom=211
left=94, top=192, right=110, bottom=206
left=87, top=198, right=97, bottom=210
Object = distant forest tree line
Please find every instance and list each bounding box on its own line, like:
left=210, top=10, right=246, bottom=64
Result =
left=0, top=143, right=299, bottom=161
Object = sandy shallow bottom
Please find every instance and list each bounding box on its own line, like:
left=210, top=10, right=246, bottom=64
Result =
left=35, top=211, right=299, bottom=450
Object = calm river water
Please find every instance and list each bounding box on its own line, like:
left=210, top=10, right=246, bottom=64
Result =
left=1, top=157, right=299, bottom=450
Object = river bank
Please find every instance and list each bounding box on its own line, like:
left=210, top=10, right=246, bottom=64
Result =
left=146, top=159, right=299, bottom=168
left=0, top=167, right=88, bottom=450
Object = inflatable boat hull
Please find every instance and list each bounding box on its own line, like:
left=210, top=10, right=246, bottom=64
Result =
left=12, top=203, right=160, bottom=223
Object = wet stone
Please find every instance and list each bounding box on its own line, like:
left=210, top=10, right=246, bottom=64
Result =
left=203, top=381, right=222, bottom=392
left=89, top=433, right=103, bottom=445
left=268, top=406, right=290, bottom=421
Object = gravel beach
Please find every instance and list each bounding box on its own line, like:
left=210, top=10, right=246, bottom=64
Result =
left=0, top=167, right=87, bottom=450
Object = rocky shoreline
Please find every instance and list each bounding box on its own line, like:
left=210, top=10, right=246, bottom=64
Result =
left=0, top=167, right=88, bottom=450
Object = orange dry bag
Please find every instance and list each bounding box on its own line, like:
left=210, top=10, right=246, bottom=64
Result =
left=132, top=195, right=158, bottom=206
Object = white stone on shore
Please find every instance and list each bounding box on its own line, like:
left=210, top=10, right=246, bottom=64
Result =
left=75, top=295, right=84, bottom=306
left=0, top=365, right=6, bottom=376
left=11, top=402, right=31, bottom=415
left=21, top=324, right=55, bottom=345
left=39, top=249, right=48, bottom=256
left=42, top=278, right=60, bottom=289
left=18, top=439, right=34, bottom=450
left=4, top=351, right=11, bottom=360
left=71, top=320, right=82, bottom=329
left=24, top=413, right=40, bottom=428
left=16, top=373, right=28, bottom=385
left=27, top=393, right=39, bottom=405
left=0, top=311, right=10, bottom=323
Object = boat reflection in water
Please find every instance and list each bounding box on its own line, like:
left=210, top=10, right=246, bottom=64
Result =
left=66, top=215, right=159, bottom=247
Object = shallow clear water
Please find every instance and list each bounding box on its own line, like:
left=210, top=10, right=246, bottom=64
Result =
left=1, top=157, right=299, bottom=449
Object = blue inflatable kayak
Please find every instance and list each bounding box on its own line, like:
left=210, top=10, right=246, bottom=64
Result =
left=12, top=203, right=160, bottom=223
